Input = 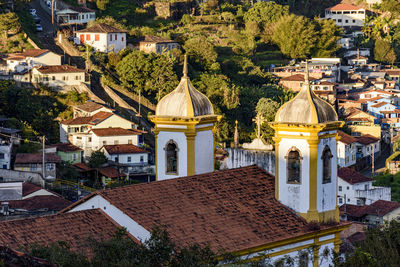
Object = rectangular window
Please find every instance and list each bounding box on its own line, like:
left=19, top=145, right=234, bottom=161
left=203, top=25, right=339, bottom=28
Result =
left=343, top=11, right=350, bottom=14
left=347, top=186, right=350, bottom=190
left=128, top=139, right=132, bottom=144
left=127, top=156, right=131, bottom=162
left=30, top=164, right=37, bottom=170
left=115, top=34, right=117, bottom=40
left=140, top=156, right=144, bottom=162
left=0, top=153, right=4, bottom=159
left=345, top=20, right=349, bottom=23
left=339, top=198, right=343, bottom=204
left=114, top=140, right=119, bottom=145
left=110, top=34, right=112, bottom=41
left=338, top=19, right=342, bottom=22
left=45, top=163, right=54, bottom=171
left=357, top=199, right=361, bottom=205
left=73, top=153, right=77, bottom=161
left=122, top=36, right=124, bottom=42
left=103, top=141, right=106, bottom=145
left=88, top=137, right=92, bottom=142
left=339, top=186, right=342, bottom=191
left=52, top=76, right=55, bottom=80
left=86, top=34, right=90, bottom=41
left=115, top=156, right=119, bottom=162
left=353, top=20, right=356, bottom=23
left=95, top=34, right=99, bottom=41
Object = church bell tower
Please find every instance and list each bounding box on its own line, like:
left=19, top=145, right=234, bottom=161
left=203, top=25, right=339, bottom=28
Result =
left=270, top=65, right=343, bottom=223
left=150, top=56, right=220, bottom=181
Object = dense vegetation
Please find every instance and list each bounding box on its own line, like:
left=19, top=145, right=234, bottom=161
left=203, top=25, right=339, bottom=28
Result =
left=374, top=171, right=400, bottom=202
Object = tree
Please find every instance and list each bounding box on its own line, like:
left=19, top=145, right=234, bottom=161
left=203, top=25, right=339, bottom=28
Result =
left=243, top=2, right=289, bottom=31
left=272, top=14, right=317, bottom=59
left=255, top=98, right=280, bottom=143
left=380, top=0, right=400, bottom=16
left=87, top=151, right=107, bottom=168
left=374, top=39, right=397, bottom=64
left=313, top=18, right=342, bottom=57
left=96, top=0, right=110, bottom=11
left=0, top=12, right=20, bottom=39
left=183, top=36, right=218, bottom=71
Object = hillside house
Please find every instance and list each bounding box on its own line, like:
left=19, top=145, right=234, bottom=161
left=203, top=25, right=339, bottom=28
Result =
left=337, top=131, right=357, bottom=168
left=73, top=101, right=113, bottom=118
left=0, top=127, right=20, bottom=170
left=59, top=112, right=136, bottom=143
left=338, top=167, right=390, bottom=206
left=56, top=6, right=95, bottom=24
left=4, top=49, right=61, bottom=73
left=279, top=74, right=317, bottom=92
left=310, top=81, right=337, bottom=106
left=325, top=4, right=366, bottom=27
left=14, top=153, right=61, bottom=180
left=101, top=144, right=148, bottom=166
left=75, top=23, right=127, bottom=53
left=31, top=65, right=87, bottom=89
left=347, top=55, right=368, bottom=66
left=134, top=35, right=180, bottom=54
left=46, top=143, right=83, bottom=164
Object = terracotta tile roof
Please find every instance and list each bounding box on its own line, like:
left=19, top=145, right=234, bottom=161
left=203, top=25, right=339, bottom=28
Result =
left=366, top=96, right=383, bottom=101
left=280, top=74, right=317, bottom=82
left=380, top=109, right=400, bottom=114
left=7, top=49, right=50, bottom=59
left=35, top=65, right=85, bottom=74
left=338, top=131, right=357, bottom=145
left=365, top=200, right=400, bottom=216
left=73, top=163, right=93, bottom=171
left=356, top=134, right=380, bottom=145
left=22, top=182, right=43, bottom=197
left=315, top=81, right=335, bottom=85
left=15, top=153, right=61, bottom=164
left=371, top=102, right=389, bottom=108
left=66, top=165, right=343, bottom=253
left=8, top=195, right=71, bottom=211
left=98, top=167, right=126, bottom=178
left=137, top=35, right=177, bottom=44
left=103, top=144, right=148, bottom=155
left=326, top=3, right=363, bottom=10
left=0, top=209, right=122, bottom=254
left=90, top=127, right=143, bottom=136
left=77, top=23, right=127, bottom=33
left=339, top=204, right=366, bottom=218
left=338, top=167, right=374, bottom=184
left=0, top=245, right=53, bottom=266
left=69, top=6, right=94, bottom=12
left=362, top=89, right=394, bottom=95
left=48, top=143, right=83, bottom=152
left=346, top=117, right=370, bottom=122
left=381, top=69, right=400, bottom=76
left=74, top=101, right=109, bottom=112
left=61, top=111, right=113, bottom=125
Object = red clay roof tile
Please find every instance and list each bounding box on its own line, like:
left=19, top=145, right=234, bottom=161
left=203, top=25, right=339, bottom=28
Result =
left=103, top=144, right=147, bottom=154
left=8, top=195, right=71, bottom=211
left=338, top=167, right=374, bottom=185
left=15, top=153, right=61, bottom=164
left=61, top=111, right=113, bottom=125
left=90, top=127, right=142, bottom=136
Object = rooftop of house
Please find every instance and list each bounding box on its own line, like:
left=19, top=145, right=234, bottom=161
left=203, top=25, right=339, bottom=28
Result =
left=361, top=89, right=394, bottom=95
left=90, top=127, right=143, bottom=137
left=338, top=131, right=357, bottom=145
left=356, top=134, right=380, bottom=145
left=370, top=102, right=390, bottom=108
left=76, top=23, right=127, bottom=33
left=48, top=143, right=83, bottom=152
left=136, top=35, right=178, bottom=44
left=68, top=6, right=95, bottom=13
left=102, top=144, right=148, bottom=155
left=35, top=65, right=85, bottom=74
left=380, top=109, right=400, bottom=114
left=61, top=111, right=114, bottom=126
left=98, top=166, right=126, bottom=178
left=280, top=74, right=317, bottom=82
left=15, top=153, right=61, bottom=164
left=8, top=195, right=71, bottom=211
left=22, top=182, right=43, bottom=197
left=74, top=101, right=110, bottom=113
left=62, top=165, right=345, bottom=253
left=0, top=245, right=53, bottom=266
left=338, top=167, right=374, bottom=185
left=380, top=69, right=400, bottom=76
left=0, top=209, right=121, bottom=254
left=326, top=3, right=363, bottom=11
left=72, top=162, right=93, bottom=172
left=6, top=49, right=51, bottom=60
left=340, top=200, right=400, bottom=218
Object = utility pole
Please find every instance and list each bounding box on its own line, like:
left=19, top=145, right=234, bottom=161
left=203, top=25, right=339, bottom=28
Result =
left=51, top=0, right=56, bottom=34
left=42, top=136, right=45, bottom=181
left=372, top=144, right=375, bottom=175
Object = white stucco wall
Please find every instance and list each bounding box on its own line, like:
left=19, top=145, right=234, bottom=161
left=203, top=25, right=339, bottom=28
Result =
left=325, top=9, right=365, bottom=27
left=22, top=189, right=55, bottom=199
left=157, top=131, right=187, bottom=180
left=337, top=141, right=356, bottom=168
left=195, top=129, right=214, bottom=175
left=278, top=138, right=310, bottom=213
left=77, top=32, right=126, bottom=52
left=69, top=195, right=151, bottom=241
left=103, top=150, right=148, bottom=165
left=317, top=136, right=337, bottom=213
left=32, top=68, right=85, bottom=88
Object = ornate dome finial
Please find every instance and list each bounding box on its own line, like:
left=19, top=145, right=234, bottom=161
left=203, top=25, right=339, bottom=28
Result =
left=183, top=54, right=188, bottom=78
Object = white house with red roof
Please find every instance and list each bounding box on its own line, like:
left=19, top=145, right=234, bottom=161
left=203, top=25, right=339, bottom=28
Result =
left=325, top=4, right=366, bottom=27
left=337, top=131, right=357, bottom=168
left=75, top=23, right=127, bottom=52
left=338, top=167, right=390, bottom=206
left=5, top=49, right=62, bottom=73
left=100, top=144, right=149, bottom=167
left=56, top=6, right=95, bottom=24
left=31, top=65, right=87, bottom=88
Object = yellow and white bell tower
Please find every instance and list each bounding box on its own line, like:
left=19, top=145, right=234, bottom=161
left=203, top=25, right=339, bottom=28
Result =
left=270, top=66, right=343, bottom=223
left=150, top=56, right=220, bottom=181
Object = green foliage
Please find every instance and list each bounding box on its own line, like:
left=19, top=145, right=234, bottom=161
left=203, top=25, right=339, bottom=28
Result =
left=181, top=14, right=193, bottom=26
left=244, top=2, right=289, bottom=31
left=374, top=39, right=397, bottom=64
left=379, top=0, right=400, bottom=15
left=336, top=220, right=400, bottom=267
left=313, top=18, right=342, bottom=57
left=0, top=12, right=21, bottom=38
left=88, top=151, right=107, bottom=168
left=272, top=14, right=316, bottom=59
left=96, top=0, right=110, bottom=11
left=275, top=0, right=337, bottom=17
left=116, top=51, right=179, bottom=103
left=58, top=161, right=79, bottom=181
left=183, top=36, right=218, bottom=71
left=255, top=98, right=280, bottom=143
left=374, top=172, right=400, bottom=202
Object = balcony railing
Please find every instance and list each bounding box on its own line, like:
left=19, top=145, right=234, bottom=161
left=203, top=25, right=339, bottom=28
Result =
left=356, top=186, right=391, bottom=202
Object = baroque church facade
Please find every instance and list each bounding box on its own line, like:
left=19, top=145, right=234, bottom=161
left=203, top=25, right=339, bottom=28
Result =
left=0, top=59, right=349, bottom=266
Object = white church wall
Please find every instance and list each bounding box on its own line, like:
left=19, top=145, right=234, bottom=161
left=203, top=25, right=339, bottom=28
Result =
left=278, top=138, right=310, bottom=214
left=319, top=242, right=335, bottom=267
left=156, top=131, right=187, bottom=180
left=195, top=130, right=214, bottom=174
left=69, top=195, right=151, bottom=241
left=224, top=148, right=275, bottom=175
left=317, top=136, right=338, bottom=212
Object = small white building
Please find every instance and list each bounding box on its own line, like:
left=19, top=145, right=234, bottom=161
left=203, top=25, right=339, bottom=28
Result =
left=73, top=101, right=113, bottom=118
left=338, top=167, right=391, bottom=206
left=101, top=144, right=148, bottom=166
left=134, top=35, right=180, bottom=55
left=337, top=131, right=357, bottom=168
left=5, top=49, right=62, bottom=73
left=31, top=65, right=87, bottom=89
left=325, top=3, right=366, bottom=27
left=57, top=6, right=95, bottom=24
left=75, top=23, right=127, bottom=53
